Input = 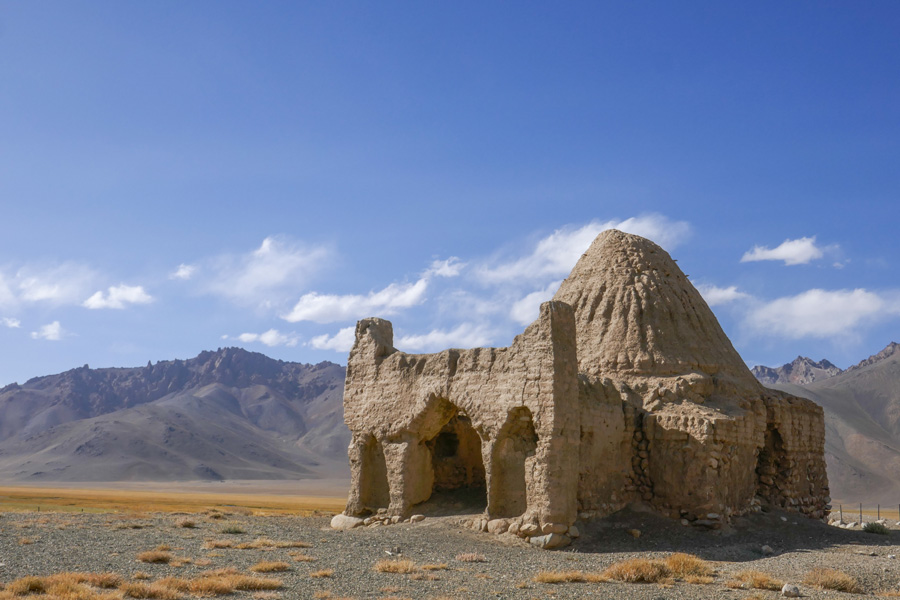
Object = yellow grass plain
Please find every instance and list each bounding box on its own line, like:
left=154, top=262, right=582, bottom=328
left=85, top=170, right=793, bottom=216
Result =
left=0, top=485, right=346, bottom=515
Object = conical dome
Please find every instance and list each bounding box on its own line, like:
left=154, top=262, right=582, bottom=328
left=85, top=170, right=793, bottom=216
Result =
left=553, top=230, right=756, bottom=390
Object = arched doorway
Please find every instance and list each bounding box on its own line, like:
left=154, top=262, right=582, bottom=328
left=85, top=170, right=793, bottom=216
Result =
left=489, top=407, right=538, bottom=518
left=358, top=434, right=390, bottom=513
left=756, top=427, right=789, bottom=505
left=420, top=412, right=487, bottom=513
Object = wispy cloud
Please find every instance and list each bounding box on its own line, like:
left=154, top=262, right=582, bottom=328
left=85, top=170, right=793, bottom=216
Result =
left=425, top=257, right=465, bottom=278
left=308, top=326, right=356, bottom=352
left=746, top=288, right=900, bottom=339
left=284, top=279, right=429, bottom=324
left=696, top=284, right=751, bottom=307
left=202, top=236, right=331, bottom=307
left=509, top=281, right=562, bottom=325
left=396, top=323, right=496, bottom=352
left=476, top=214, right=691, bottom=283
left=83, top=284, right=153, bottom=309
left=30, top=321, right=65, bottom=341
left=14, top=263, right=99, bottom=306
left=741, top=236, right=829, bottom=266
left=232, top=328, right=300, bottom=347
left=2, top=317, right=21, bottom=328
left=170, top=264, right=196, bottom=280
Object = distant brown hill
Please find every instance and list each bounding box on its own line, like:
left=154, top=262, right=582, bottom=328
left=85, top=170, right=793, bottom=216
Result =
left=758, top=342, right=900, bottom=505
left=0, top=348, right=350, bottom=482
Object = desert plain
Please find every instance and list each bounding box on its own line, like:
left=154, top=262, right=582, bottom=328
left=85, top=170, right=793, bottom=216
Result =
left=2, top=481, right=900, bottom=600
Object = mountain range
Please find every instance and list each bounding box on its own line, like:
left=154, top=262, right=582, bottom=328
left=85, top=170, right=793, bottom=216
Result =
left=753, top=342, right=900, bottom=505
left=4, top=341, right=900, bottom=507
left=0, top=348, right=349, bottom=482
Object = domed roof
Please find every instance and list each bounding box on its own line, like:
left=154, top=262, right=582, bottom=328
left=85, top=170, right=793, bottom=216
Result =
left=553, top=230, right=756, bottom=389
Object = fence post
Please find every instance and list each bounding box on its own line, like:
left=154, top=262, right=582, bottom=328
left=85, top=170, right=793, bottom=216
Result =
left=859, top=503, right=862, bottom=524
left=840, top=504, right=843, bottom=522
left=878, top=504, right=880, bottom=520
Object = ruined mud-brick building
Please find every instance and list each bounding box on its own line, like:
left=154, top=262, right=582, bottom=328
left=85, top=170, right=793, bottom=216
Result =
left=335, top=230, right=829, bottom=546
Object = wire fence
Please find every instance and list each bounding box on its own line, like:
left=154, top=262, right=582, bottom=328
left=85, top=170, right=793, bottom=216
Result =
left=829, top=503, right=900, bottom=523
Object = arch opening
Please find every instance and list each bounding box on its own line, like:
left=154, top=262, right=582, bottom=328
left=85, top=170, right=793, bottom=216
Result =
left=358, top=434, right=389, bottom=514
left=756, top=427, right=789, bottom=506
left=489, top=407, right=538, bottom=518
left=419, top=412, right=487, bottom=513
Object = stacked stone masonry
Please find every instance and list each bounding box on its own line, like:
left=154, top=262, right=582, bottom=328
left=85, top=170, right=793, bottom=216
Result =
left=336, top=230, right=830, bottom=547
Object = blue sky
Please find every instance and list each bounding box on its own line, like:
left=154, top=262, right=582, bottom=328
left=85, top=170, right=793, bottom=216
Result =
left=1, top=2, right=899, bottom=385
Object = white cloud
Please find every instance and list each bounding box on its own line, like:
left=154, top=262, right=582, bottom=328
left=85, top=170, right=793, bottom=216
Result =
left=746, top=288, right=900, bottom=339
left=170, top=264, right=196, bottom=280
left=309, top=326, right=356, bottom=352
left=425, top=257, right=465, bottom=278
left=741, top=236, right=827, bottom=266
left=396, top=323, right=495, bottom=352
left=204, top=236, right=330, bottom=306
left=283, top=279, right=429, bottom=324
left=696, top=284, right=751, bottom=307
left=509, top=281, right=562, bottom=325
left=15, top=263, right=99, bottom=305
left=235, top=328, right=300, bottom=347
left=2, top=317, right=21, bottom=328
left=30, top=321, right=64, bottom=341
left=476, top=214, right=691, bottom=283
left=0, top=274, right=15, bottom=309
left=83, top=284, right=154, bottom=309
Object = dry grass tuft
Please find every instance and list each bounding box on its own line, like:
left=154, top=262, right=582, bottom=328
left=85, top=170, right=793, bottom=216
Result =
left=5, top=576, right=46, bottom=595
left=726, top=570, right=783, bottom=591
left=119, top=581, right=182, bottom=599
left=290, top=552, right=317, bottom=562
left=602, top=558, right=671, bottom=583
left=133, top=572, right=151, bottom=581
left=84, top=572, right=124, bottom=588
left=804, top=568, right=861, bottom=593
left=533, top=570, right=588, bottom=584
left=664, top=553, right=714, bottom=579
left=154, top=544, right=171, bottom=551
left=137, top=550, right=173, bottom=564
left=203, top=539, right=233, bottom=549
left=17, top=537, right=34, bottom=545
left=421, top=563, right=448, bottom=571
left=249, top=561, right=291, bottom=573
left=454, top=552, right=486, bottom=563
left=374, top=559, right=419, bottom=574
left=176, top=519, right=196, bottom=529
left=155, top=577, right=191, bottom=592
left=309, top=569, right=334, bottom=579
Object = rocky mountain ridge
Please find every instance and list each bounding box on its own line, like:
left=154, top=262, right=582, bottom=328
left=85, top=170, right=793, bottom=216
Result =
left=751, top=342, right=899, bottom=386
left=0, top=348, right=350, bottom=482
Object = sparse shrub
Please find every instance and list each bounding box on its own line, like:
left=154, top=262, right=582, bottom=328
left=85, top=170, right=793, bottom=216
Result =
left=726, top=571, right=783, bottom=591
left=374, top=559, right=418, bottom=574
left=137, top=550, right=173, bottom=564
left=864, top=522, right=890, bottom=535
left=250, top=561, right=290, bottom=573
left=84, top=572, right=124, bottom=588
left=421, top=563, right=448, bottom=571
left=291, top=552, right=317, bottom=562
left=204, top=539, right=233, bottom=549
left=220, top=525, right=245, bottom=535
left=6, top=576, right=46, bottom=595
left=133, top=572, right=151, bottom=581
left=454, top=552, right=486, bottom=563
left=804, top=568, right=861, bottom=593
left=602, top=558, right=671, bottom=583
left=119, top=581, right=182, bottom=599
left=664, top=553, right=714, bottom=583
left=177, top=519, right=196, bottom=529
left=533, top=570, right=587, bottom=584
left=309, top=569, right=334, bottom=579
left=155, top=577, right=191, bottom=592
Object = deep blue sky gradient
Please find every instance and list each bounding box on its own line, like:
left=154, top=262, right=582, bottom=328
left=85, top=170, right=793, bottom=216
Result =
left=1, top=2, right=899, bottom=384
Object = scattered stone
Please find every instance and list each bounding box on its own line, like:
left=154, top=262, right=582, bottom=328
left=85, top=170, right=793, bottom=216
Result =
left=567, top=525, right=580, bottom=538
left=390, top=515, right=401, bottom=524
left=781, top=583, right=800, bottom=597
left=409, top=514, right=425, bottom=523
left=330, top=514, right=364, bottom=530
left=529, top=533, right=571, bottom=549
left=487, top=519, right=509, bottom=535
left=627, top=529, right=641, bottom=538
left=520, top=523, right=540, bottom=537
left=681, top=519, right=689, bottom=526
left=761, top=545, right=774, bottom=556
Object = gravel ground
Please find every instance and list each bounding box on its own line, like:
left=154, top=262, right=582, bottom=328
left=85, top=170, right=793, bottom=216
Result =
left=2, top=506, right=899, bottom=599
